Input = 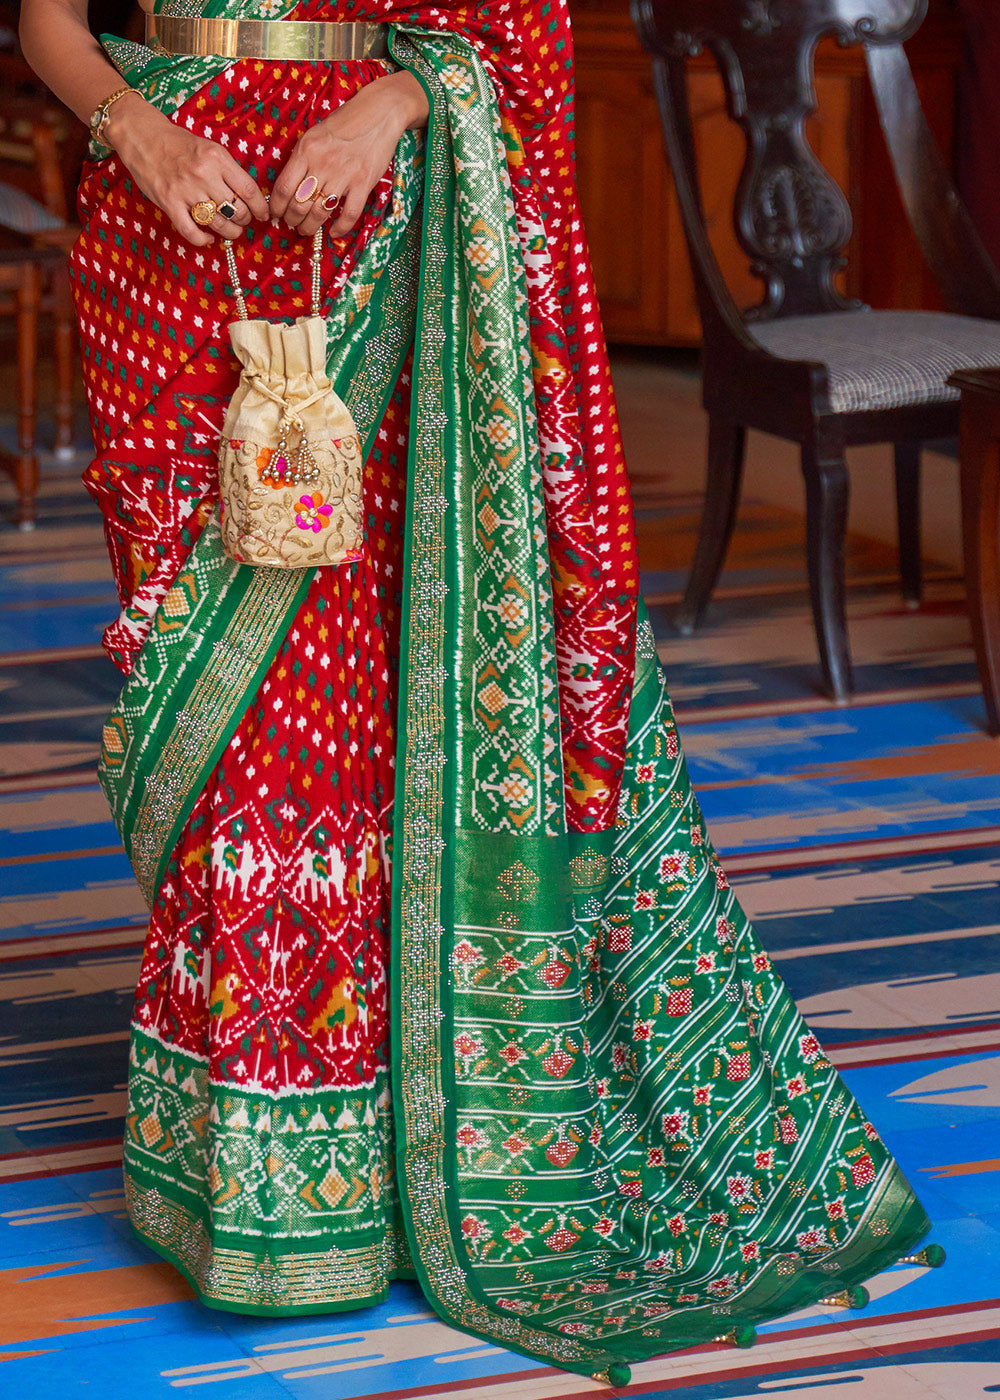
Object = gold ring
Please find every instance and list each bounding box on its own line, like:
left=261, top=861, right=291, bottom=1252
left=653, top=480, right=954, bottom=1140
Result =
left=320, top=192, right=342, bottom=212
left=190, top=200, right=217, bottom=226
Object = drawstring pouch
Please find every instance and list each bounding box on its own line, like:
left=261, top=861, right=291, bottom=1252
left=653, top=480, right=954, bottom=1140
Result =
left=217, top=228, right=364, bottom=568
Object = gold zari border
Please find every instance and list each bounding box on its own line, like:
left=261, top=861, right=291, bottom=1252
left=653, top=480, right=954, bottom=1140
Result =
left=126, top=1177, right=410, bottom=1309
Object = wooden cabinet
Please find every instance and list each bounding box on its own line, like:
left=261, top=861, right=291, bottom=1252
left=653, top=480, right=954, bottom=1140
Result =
left=570, top=0, right=962, bottom=345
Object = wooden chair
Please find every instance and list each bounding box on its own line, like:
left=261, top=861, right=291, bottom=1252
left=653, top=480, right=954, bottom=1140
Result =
left=633, top=0, right=1000, bottom=699
left=0, top=97, right=84, bottom=528
left=0, top=238, right=66, bottom=529
left=946, top=367, right=1000, bottom=735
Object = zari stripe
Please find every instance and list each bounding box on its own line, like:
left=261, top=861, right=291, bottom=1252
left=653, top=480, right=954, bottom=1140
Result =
left=127, top=1177, right=412, bottom=1316
left=124, top=1026, right=412, bottom=1313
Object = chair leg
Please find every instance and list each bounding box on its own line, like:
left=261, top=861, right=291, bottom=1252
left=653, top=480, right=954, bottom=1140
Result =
left=15, top=262, right=41, bottom=532
left=801, top=444, right=853, bottom=700
left=676, top=418, right=746, bottom=634
left=959, top=403, right=1000, bottom=736
left=52, top=264, right=76, bottom=459
left=894, top=441, right=922, bottom=607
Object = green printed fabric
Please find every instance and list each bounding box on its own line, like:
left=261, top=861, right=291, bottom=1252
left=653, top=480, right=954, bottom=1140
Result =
left=387, top=28, right=930, bottom=1380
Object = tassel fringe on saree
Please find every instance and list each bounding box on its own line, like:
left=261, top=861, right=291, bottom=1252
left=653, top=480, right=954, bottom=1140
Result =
left=73, top=0, right=935, bottom=1381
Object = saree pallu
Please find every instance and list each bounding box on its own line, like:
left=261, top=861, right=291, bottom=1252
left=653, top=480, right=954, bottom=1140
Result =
left=74, top=0, right=934, bottom=1380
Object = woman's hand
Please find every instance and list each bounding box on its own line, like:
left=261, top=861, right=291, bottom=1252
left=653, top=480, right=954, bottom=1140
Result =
left=107, top=99, right=270, bottom=248
left=270, top=71, right=428, bottom=238
left=19, top=0, right=270, bottom=249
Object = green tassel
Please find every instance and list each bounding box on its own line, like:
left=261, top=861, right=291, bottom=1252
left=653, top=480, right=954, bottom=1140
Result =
left=714, top=1324, right=757, bottom=1348
left=593, top=1363, right=632, bottom=1388
left=822, top=1286, right=869, bottom=1309
left=902, top=1243, right=946, bottom=1268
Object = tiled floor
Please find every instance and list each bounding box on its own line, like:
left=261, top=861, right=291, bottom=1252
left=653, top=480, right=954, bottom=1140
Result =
left=0, top=351, right=998, bottom=1397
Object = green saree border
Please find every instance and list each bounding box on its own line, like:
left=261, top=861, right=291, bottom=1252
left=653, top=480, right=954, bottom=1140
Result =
left=119, top=551, right=310, bottom=906
left=390, top=29, right=600, bottom=1376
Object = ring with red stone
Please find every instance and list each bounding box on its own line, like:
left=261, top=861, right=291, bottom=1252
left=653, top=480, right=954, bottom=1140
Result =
left=294, top=175, right=319, bottom=204
left=321, top=192, right=343, bottom=213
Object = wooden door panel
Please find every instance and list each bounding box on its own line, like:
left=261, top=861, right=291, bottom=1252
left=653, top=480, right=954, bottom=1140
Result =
left=574, top=67, right=670, bottom=338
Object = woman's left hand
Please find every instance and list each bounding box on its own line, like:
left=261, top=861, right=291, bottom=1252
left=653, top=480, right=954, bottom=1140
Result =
left=270, top=70, right=428, bottom=238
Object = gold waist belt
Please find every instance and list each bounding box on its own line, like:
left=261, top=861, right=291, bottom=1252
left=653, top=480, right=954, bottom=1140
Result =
left=145, top=13, right=389, bottom=62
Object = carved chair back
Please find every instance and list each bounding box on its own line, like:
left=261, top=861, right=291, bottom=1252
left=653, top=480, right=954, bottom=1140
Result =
left=632, top=0, right=928, bottom=326
left=0, top=92, right=86, bottom=227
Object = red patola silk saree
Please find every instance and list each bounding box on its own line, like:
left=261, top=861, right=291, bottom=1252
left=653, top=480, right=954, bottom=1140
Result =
left=72, top=0, right=934, bottom=1382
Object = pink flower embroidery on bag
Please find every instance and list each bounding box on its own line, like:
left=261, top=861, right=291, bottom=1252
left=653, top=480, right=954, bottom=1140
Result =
left=295, top=492, right=333, bottom=532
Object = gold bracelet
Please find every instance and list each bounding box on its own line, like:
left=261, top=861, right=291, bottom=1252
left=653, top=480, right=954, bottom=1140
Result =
left=88, top=86, right=138, bottom=146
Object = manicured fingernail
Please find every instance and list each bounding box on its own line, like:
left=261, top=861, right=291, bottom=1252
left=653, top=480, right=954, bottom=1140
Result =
left=294, top=175, right=318, bottom=204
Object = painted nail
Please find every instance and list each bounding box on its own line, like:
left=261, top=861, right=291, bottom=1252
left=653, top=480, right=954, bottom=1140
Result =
left=294, top=175, right=319, bottom=204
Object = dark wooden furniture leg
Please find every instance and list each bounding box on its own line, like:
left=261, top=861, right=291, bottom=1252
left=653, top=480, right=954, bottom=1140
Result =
left=52, top=263, right=76, bottom=458
left=894, top=441, right=923, bottom=606
left=15, top=260, right=41, bottom=531
left=802, top=443, right=853, bottom=699
left=957, top=393, right=1000, bottom=735
left=676, top=417, right=746, bottom=635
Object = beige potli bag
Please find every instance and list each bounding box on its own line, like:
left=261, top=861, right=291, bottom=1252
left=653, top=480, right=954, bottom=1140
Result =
left=217, top=228, right=364, bottom=568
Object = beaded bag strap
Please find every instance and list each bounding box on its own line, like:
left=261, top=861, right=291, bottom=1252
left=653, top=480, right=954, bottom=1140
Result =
left=221, top=224, right=324, bottom=323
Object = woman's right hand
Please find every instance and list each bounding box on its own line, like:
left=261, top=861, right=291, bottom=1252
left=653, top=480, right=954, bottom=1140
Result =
left=18, top=0, right=267, bottom=245
left=107, top=97, right=269, bottom=247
